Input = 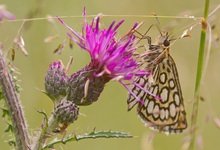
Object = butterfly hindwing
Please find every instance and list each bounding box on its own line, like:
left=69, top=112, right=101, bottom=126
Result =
left=137, top=54, right=187, bottom=133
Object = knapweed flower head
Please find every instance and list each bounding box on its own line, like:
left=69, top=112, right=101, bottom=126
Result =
left=58, top=8, right=148, bottom=105
left=44, top=61, right=69, bottom=102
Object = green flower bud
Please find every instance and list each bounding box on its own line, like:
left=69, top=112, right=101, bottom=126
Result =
left=67, top=64, right=110, bottom=106
left=54, top=99, right=79, bottom=124
left=44, top=61, right=68, bottom=101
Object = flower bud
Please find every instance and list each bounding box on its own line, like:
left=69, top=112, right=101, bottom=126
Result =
left=44, top=61, right=68, bottom=101
left=67, top=64, right=110, bottom=106
left=54, top=99, right=79, bottom=124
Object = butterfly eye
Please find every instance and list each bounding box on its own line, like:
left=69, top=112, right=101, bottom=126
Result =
left=163, top=40, right=170, bottom=47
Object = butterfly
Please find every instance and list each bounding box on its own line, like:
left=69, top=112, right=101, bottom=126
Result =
left=127, top=30, right=187, bottom=134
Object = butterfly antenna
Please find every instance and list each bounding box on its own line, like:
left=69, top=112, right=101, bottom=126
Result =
left=151, top=12, right=163, bottom=36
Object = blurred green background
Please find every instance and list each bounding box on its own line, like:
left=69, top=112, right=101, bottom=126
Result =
left=1, top=0, right=220, bottom=150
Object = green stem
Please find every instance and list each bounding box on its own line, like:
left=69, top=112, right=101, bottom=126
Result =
left=0, top=58, right=30, bottom=150
left=31, top=113, right=59, bottom=150
left=189, top=0, right=209, bottom=149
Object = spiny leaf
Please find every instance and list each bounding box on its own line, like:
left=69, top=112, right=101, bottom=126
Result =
left=43, top=130, right=133, bottom=149
left=36, top=109, right=49, bottom=123
left=36, top=87, right=56, bottom=101
left=1, top=107, right=9, bottom=117
left=0, top=87, right=4, bottom=100
left=4, top=123, right=13, bottom=133
left=76, top=130, right=133, bottom=140
left=6, top=139, right=16, bottom=147
left=0, top=94, right=4, bottom=100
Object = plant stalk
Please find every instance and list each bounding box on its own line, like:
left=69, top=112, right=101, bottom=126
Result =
left=31, top=113, right=58, bottom=150
left=189, top=0, right=209, bottom=149
left=0, top=57, right=30, bottom=150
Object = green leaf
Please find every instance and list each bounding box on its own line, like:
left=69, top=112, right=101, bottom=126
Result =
left=36, top=109, right=49, bottom=124
left=1, top=107, right=9, bottom=117
left=4, top=123, right=13, bottom=133
left=76, top=130, right=133, bottom=140
left=189, top=0, right=210, bottom=149
left=6, top=139, right=16, bottom=147
left=36, top=87, right=56, bottom=101
left=0, top=86, right=4, bottom=100
left=43, top=129, right=133, bottom=149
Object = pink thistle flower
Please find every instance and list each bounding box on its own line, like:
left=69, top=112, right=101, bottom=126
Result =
left=58, top=8, right=149, bottom=105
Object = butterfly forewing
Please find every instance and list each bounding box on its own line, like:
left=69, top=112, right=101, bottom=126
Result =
left=127, top=32, right=187, bottom=134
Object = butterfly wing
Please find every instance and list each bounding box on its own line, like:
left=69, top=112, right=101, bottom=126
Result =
left=138, top=54, right=187, bottom=134
left=128, top=52, right=187, bottom=134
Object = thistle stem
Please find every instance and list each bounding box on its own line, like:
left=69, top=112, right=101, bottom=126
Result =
left=31, top=113, right=58, bottom=150
left=189, top=0, right=209, bottom=149
left=0, top=58, right=30, bottom=150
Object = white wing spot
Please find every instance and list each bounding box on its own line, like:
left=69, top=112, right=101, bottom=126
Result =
left=169, top=79, right=175, bottom=89
left=160, top=108, right=165, bottom=120
left=160, top=87, right=169, bottom=102
left=153, top=85, right=158, bottom=95
left=139, top=78, right=145, bottom=85
left=144, top=98, right=149, bottom=107
left=164, top=126, right=169, bottom=132
left=148, top=74, right=155, bottom=85
left=153, top=105, right=159, bottom=118
left=169, top=103, right=176, bottom=118
left=133, top=88, right=138, bottom=95
left=174, top=93, right=180, bottom=106
left=165, top=109, right=169, bottom=120
left=160, top=73, right=166, bottom=84
left=149, top=86, right=154, bottom=93
left=147, top=101, right=154, bottom=114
